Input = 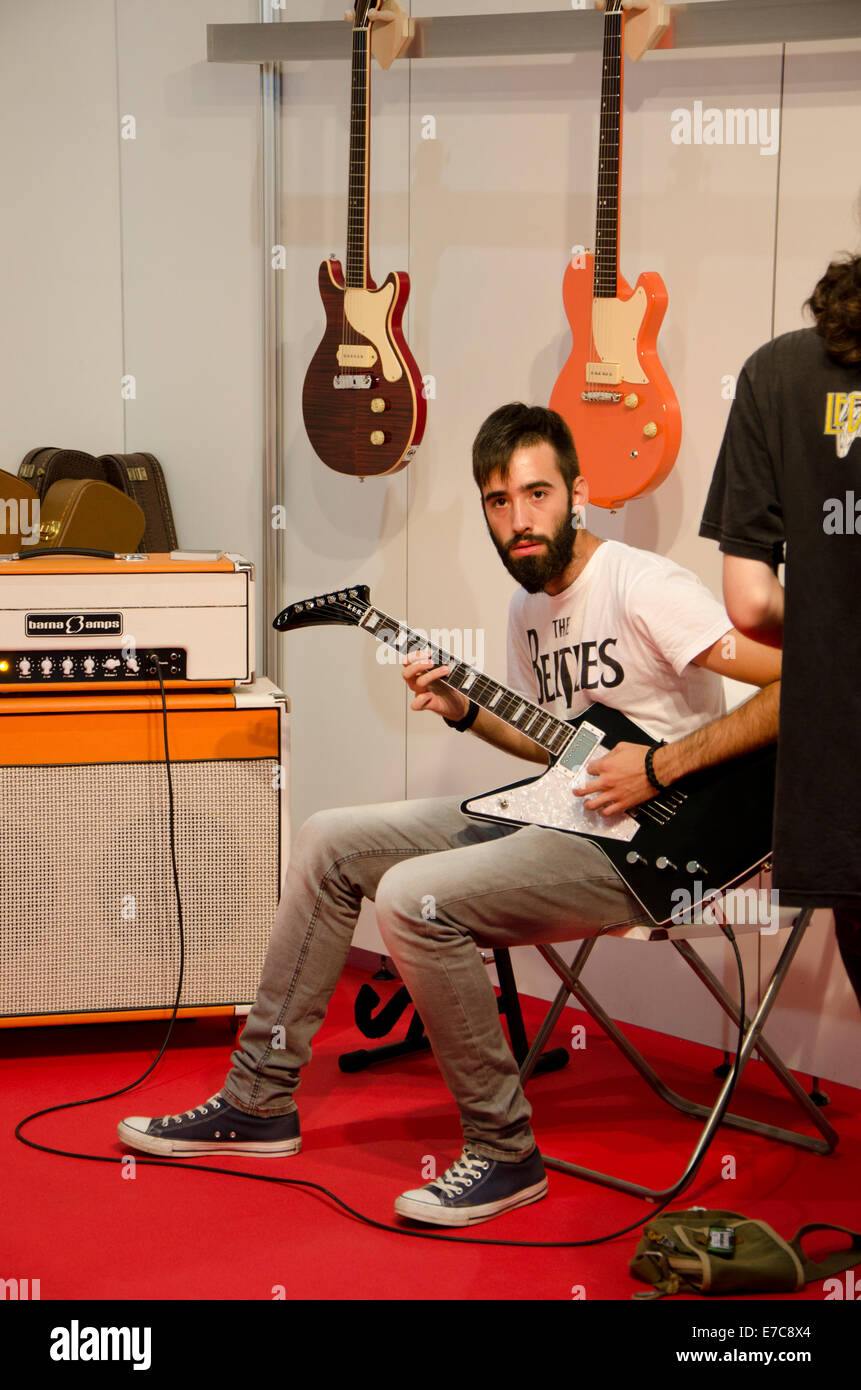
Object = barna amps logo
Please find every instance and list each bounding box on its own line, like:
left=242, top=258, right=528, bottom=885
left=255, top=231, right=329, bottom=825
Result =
left=25, top=612, right=123, bottom=637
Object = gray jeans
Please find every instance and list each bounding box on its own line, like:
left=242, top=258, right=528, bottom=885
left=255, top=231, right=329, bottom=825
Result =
left=222, top=795, right=650, bottom=1161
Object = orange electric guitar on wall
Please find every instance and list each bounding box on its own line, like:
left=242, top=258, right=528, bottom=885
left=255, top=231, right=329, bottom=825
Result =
left=302, top=0, right=426, bottom=479
left=550, top=0, right=680, bottom=509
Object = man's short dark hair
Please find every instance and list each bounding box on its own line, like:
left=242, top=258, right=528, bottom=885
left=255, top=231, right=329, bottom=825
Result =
left=805, top=253, right=861, bottom=365
left=472, top=403, right=580, bottom=493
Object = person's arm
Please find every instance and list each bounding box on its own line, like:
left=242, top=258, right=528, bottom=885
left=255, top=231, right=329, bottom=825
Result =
left=402, top=653, right=549, bottom=765
left=722, top=554, right=784, bottom=648
left=575, top=630, right=781, bottom=816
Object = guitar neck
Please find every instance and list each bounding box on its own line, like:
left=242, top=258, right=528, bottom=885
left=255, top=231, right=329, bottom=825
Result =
left=358, top=602, right=575, bottom=758
left=593, top=3, right=624, bottom=300
left=346, top=17, right=373, bottom=289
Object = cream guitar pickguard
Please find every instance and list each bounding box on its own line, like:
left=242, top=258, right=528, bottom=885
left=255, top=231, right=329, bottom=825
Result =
left=588, top=288, right=648, bottom=384
left=340, top=283, right=403, bottom=382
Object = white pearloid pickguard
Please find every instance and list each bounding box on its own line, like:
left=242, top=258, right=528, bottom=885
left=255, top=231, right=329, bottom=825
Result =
left=465, top=762, right=639, bottom=842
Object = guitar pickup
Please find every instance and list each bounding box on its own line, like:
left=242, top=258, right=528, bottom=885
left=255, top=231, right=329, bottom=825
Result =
left=337, top=344, right=378, bottom=369
left=333, top=374, right=373, bottom=390
left=586, top=361, right=623, bottom=384
left=581, top=390, right=622, bottom=403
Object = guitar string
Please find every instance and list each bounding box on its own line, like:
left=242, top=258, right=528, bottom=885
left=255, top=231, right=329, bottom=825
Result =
left=589, top=7, right=623, bottom=375
left=352, top=599, right=680, bottom=829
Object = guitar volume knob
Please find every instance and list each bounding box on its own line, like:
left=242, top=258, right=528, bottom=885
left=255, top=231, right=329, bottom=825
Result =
left=370, top=397, right=387, bottom=414
left=624, top=394, right=639, bottom=409
left=643, top=422, right=659, bottom=439
left=370, top=431, right=385, bottom=446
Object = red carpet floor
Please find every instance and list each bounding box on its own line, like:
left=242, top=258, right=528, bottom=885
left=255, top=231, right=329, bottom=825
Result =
left=2, top=963, right=860, bottom=1303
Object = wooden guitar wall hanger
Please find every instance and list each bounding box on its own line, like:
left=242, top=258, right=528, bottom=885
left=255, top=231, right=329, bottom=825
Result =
left=302, top=0, right=426, bottom=478
left=344, top=0, right=415, bottom=70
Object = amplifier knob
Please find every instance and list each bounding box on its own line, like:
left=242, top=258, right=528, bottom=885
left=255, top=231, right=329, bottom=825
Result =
left=41, top=658, right=53, bottom=675
left=625, top=851, right=647, bottom=866
left=655, top=856, right=678, bottom=872
left=686, top=860, right=707, bottom=876
left=18, top=658, right=31, bottom=676
left=370, top=431, right=385, bottom=446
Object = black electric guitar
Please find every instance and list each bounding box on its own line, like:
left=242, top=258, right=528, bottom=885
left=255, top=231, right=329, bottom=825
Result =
left=274, top=587, right=776, bottom=925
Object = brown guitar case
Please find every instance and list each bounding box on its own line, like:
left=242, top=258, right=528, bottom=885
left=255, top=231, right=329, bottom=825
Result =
left=38, top=478, right=146, bottom=553
left=94, top=453, right=178, bottom=553
left=18, top=447, right=178, bottom=553
left=0, top=469, right=40, bottom=554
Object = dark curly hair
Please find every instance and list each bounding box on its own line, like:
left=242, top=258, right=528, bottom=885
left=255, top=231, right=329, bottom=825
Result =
left=805, top=253, right=861, bottom=364
left=472, top=403, right=580, bottom=493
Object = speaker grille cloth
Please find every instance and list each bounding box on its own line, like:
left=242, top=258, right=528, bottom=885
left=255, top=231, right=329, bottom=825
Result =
left=1, top=759, right=280, bottom=1017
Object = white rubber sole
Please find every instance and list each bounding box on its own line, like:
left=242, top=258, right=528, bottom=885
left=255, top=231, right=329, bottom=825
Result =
left=394, top=1177, right=548, bottom=1227
left=116, top=1121, right=302, bottom=1158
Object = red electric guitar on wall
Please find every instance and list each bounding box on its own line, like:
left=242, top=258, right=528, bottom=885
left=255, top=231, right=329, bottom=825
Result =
left=302, top=0, right=426, bottom=479
left=550, top=0, right=681, bottom=509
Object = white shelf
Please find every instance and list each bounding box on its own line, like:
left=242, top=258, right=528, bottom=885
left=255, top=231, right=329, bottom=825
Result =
left=207, top=1, right=861, bottom=64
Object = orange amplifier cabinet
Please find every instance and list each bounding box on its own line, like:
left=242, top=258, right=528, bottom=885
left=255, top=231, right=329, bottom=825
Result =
left=0, top=678, right=289, bottom=1027
left=0, top=550, right=253, bottom=692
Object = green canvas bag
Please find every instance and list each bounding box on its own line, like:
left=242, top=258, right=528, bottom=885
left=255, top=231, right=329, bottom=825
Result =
left=630, top=1209, right=861, bottom=1299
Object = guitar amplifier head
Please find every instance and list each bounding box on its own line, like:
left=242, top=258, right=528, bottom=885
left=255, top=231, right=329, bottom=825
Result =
left=0, top=678, right=289, bottom=1025
left=0, top=550, right=253, bottom=691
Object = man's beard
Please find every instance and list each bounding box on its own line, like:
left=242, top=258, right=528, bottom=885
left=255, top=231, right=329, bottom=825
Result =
left=490, top=508, right=578, bottom=594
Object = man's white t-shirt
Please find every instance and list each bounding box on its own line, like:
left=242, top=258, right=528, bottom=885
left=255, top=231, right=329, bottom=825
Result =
left=506, top=539, right=732, bottom=745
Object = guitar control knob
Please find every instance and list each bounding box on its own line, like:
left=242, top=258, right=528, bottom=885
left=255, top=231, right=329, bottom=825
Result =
left=370, top=431, right=385, bottom=446
left=624, top=394, right=639, bottom=409
left=370, top=397, right=387, bottom=414
left=643, top=422, right=659, bottom=439
left=655, top=856, right=678, bottom=872
left=686, top=861, right=707, bottom=876
left=626, top=851, right=647, bottom=866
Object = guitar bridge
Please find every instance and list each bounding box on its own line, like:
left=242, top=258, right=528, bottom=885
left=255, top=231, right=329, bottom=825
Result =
left=581, top=390, right=622, bottom=403
left=333, top=374, right=373, bottom=390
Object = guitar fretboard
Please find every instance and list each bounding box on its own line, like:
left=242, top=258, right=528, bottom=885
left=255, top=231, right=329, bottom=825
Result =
left=346, top=22, right=372, bottom=288
left=593, top=3, right=623, bottom=299
left=359, top=605, right=575, bottom=757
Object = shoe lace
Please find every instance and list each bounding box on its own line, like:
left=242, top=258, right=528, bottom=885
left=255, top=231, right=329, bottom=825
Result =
left=433, top=1148, right=490, bottom=1196
left=161, top=1096, right=222, bottom=1127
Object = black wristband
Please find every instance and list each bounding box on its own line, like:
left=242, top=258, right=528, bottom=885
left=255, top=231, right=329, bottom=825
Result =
left=644, top=742, right=667, bottom=792
left=444, top=699, right=479, bottom=732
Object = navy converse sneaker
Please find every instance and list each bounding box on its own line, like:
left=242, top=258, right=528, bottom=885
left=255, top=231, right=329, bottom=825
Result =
left=118, top=1095, right=301, bottom=1158
left=394, top=1146, right=547, bottom=1226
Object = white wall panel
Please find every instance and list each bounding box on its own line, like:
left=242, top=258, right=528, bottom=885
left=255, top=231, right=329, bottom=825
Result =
left=0, top=0, right=124, bottom=460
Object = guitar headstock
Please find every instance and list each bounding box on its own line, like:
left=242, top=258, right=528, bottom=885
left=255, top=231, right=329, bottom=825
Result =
left=273, top=585, right=371, bottom=633
left=353, top=1, right=383, bottom=31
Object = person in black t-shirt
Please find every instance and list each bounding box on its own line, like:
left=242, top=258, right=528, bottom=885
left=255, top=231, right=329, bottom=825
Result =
left=700, top=253, right=861, bottom=1007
